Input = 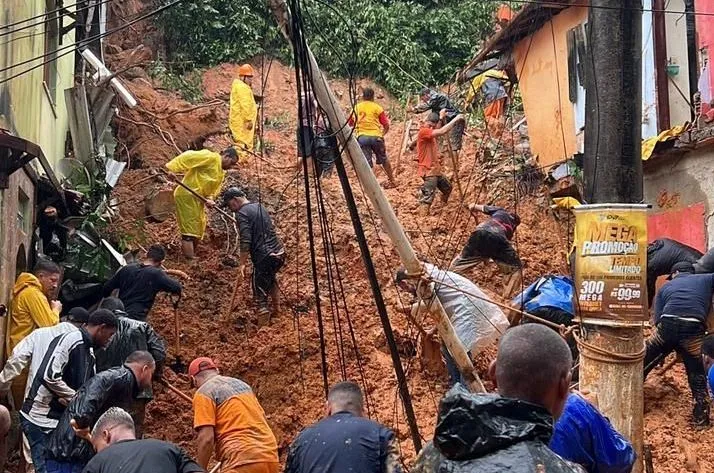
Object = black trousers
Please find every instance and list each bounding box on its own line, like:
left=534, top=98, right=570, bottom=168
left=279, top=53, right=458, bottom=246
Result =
left=252, top=254, right=286, bottom=307
left=644, top=317, right=708, bottom=414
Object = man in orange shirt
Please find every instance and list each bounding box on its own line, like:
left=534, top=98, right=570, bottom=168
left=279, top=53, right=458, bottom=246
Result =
left=348, top=87, right=397, bottom=188
left=190, top=357, right=278, bottom=473
left=414, top=112, right=465, bottom=215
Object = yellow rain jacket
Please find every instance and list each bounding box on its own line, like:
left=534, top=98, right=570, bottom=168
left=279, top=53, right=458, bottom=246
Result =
left=166, top=150, right=225, bottom=240
left=229, top=78, right=258, bottom=160
left=7, top=273, right=59, bottom=355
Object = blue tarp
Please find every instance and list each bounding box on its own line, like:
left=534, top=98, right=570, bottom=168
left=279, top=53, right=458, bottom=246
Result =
left=511, top=275, right=575, bottom=316
left=551, top=394, right=636, bottom=473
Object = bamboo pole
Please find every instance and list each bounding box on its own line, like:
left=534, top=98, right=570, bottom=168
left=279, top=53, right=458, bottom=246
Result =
left=268, top=0, right=485, bottom=394
left=395, top=95, right=413, bottom=174
left=445, top=140, right=464, bottom=203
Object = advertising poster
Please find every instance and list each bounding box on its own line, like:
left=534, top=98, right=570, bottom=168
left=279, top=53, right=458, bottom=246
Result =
left=573, top=204, right=649, bottom=323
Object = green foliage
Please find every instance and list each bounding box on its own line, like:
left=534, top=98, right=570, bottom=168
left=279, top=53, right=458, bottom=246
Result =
left=158, top=0, right=495, bottom=96
left=148, top=60, right=206, bottom=103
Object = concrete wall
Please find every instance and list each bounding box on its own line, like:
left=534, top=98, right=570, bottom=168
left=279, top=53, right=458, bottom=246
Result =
left=664, top=0, right=692, bottom=127
left=644, top=147, right=714, bottom=247
left=513, top=6, right=588, bottom=167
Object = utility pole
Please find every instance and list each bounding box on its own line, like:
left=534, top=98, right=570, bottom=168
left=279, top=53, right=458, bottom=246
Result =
left=582, top=2, right=644, bottom=473
left=267, top=0, right=486, bottom=397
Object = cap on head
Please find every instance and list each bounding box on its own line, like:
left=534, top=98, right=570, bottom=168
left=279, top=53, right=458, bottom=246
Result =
left=394, top=266, right=409, bottom=284
left=238, top=64, right=255, bottom=77
left=87, top=309, right=119, bottom=328
left=426, top=112, right=440, bottom=123
left=188, top=357, right=217, bottom=377
left=222, top=187, right=246, bottom=206
left=669, top=261, right=695, bottom=279
left=419, top=87, right=431, bottom=97
left=67, top=307, right=90, bottom=323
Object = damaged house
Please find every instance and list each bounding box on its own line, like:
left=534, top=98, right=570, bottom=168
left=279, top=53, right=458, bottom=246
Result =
left=0, top=0, right=135, bottom=358
left=461, top=0, right=708, bottom=251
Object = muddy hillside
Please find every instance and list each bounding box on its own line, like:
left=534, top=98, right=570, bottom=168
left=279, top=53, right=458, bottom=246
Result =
left=102, top=1, right=712, bottom=471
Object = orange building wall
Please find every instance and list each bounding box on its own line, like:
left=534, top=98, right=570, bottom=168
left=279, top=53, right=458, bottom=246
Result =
left=513, top=6, right=588, bottom=166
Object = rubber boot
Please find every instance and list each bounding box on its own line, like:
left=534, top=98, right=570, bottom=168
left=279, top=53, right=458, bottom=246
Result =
left=692, top=399, right=710, bottom=428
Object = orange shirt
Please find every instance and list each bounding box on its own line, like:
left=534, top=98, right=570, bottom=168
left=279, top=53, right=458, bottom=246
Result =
left=416, top=126, right=441, bottom=177
left=350, top=100, right=389, bottom=138
left=193, top=375, right=278, bottom=470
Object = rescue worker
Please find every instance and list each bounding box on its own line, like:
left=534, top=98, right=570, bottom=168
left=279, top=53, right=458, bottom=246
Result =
left=102, top=244, right=182, bottom=321
left=285, top=381, right=402, bottom=473
left=395, top=263, right=508, bottom=386
left=21, top=309, right=117, bottom=473
left=412, top=112, right=464, bottom=214
left=646, top=238, right=702, bottom=306
left=411, top=88, right=465, bottom=158
left=348, top=87, right=396, bottom=188
left=451, top=203, right=522, bottom=298
left=8, top=259, right=63, bottom=406
left=189, top=357, right=279, bottom=473
left=465, top=69, right=509, bottom=136
left=95, top=298, right=166, bottom=437
left=0, top=307, right=89, bottom=473
left=165, top=147, right=238, bottom=260
left=223, top=187, right=285, bottom=323
left=46, top=351, right=156, bottom=473
left=644, top=261, right=713, bottom=426
left=229, top=64, right=258, bottom=162
left=84, top=407, right=203, bottom=473
left=415, top=324, right=581, bottom=472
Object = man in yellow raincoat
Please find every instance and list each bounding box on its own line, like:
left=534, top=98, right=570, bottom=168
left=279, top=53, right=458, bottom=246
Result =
left=229, top=64, right=258, bottom=162
left=166, top=147, right=238, bottom=259
left=8, top=258, right=62, bottom=406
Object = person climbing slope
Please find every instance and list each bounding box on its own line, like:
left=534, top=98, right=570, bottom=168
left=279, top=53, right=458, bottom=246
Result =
left=646, top=238, right=702, bottom=307
left=230, top=64, right=258, bottom=162
left=411, top=88, right=465, bottom=158
left=165, top=147, right=238, bottom=260
left=348, top=87, right=396, bottom=188
left=451, top=203, right=522, bottom=298
left=413, top=112, right=465, bottom=215
left=223, top=187, right=285, bottom=324
left=102, top=244, right=182, bottom=321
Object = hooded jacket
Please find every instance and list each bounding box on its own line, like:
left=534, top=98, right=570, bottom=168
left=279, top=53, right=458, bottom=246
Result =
left=47, top=365, right=140, bottom=464
left=8, top=273, right=59, bottom=354
left=95, top=313, right=166, bottom=398
left=430, top=386, right=585, bottom=473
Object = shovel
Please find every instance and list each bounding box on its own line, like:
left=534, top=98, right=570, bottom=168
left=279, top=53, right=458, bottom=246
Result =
left=169, top=295, right=186, bottom=374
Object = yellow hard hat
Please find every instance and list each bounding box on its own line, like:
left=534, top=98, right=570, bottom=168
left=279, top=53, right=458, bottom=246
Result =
left=238, top=64, right=255, bottom=77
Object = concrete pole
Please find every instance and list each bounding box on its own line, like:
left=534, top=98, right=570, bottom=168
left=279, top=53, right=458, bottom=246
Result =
left=268, top=0, right=485, bottom=393
left=583, top=2, right=644, bottom=472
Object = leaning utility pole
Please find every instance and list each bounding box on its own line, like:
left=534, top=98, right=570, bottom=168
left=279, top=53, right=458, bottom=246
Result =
left=581, top=2, right=644, bottom=473
left=268, top=0, right=485, bottom=395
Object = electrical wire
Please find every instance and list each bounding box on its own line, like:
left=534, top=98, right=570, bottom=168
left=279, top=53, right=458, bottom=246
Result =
left=0, top=0, right=185, bottom=85
left=480, top=0, right=714, bottom=17
left=0, top=0, right=113, bottom=36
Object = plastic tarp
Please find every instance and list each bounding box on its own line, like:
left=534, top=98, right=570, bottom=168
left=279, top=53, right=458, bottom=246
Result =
left=550, top=394, right=636, bottom=473
left=433, top=385, right=585, bottom=472
left=512, top=275, right=575, bottom=317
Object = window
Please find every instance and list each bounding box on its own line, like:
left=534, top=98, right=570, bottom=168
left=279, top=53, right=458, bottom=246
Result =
left=43, top=0, right=60, bottom=109
left=17, top=189, right=30, bottom=234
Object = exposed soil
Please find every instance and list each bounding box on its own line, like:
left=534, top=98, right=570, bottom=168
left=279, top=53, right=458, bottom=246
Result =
left=101, top=3, right=712, bottom=471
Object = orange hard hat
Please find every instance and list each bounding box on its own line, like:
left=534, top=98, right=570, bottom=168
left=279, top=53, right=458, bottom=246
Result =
left=238, top=64, right=255, bottom=77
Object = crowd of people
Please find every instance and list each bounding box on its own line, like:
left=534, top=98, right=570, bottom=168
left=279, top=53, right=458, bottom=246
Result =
left=9, top=58, right=714, bottom=473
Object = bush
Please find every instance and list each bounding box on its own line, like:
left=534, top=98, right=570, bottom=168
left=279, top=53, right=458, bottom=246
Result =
left=158, top=0, right=495, bottom=96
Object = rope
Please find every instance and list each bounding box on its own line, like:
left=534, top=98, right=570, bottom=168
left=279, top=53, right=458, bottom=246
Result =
left=573, top=330, right=646, bottom=364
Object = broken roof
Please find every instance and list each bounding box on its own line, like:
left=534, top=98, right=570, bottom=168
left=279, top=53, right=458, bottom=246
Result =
left=457, top=1, right=581, bottom=84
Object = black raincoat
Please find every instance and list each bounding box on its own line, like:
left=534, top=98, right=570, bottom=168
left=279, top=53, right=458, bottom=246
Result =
left=95, top=313, right=165, bottom=398
left=647, top=238, right=702, bottom=306
left=47, top=365, right=139, bottom=465
left=430, top=386, right=585, bottom=473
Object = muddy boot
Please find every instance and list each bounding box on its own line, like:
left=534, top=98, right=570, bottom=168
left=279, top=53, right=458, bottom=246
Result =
left=257, top=305, right=271, bottom=326
left=692, top=399, right=710, bottom=428
left=441, top=187, right=452, bottom=204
